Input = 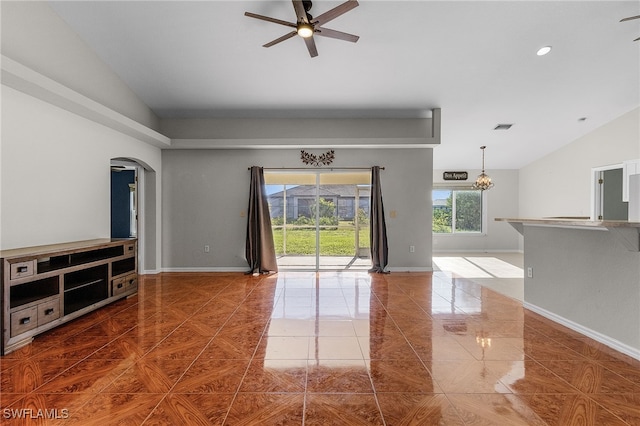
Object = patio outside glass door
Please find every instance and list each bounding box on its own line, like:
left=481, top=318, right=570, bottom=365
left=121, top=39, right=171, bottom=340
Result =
left=265, top=170, right=371, bottom=271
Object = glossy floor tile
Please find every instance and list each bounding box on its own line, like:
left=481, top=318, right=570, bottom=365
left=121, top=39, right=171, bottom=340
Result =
left=1, top=269, right=639, bottom=425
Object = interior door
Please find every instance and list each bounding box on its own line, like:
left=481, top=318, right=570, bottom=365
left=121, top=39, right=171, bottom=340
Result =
left=601, top=168, right=628, bottom=220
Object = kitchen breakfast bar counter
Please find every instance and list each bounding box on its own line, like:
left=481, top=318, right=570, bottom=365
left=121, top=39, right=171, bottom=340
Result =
left=496, top=218, right=640, bottom=361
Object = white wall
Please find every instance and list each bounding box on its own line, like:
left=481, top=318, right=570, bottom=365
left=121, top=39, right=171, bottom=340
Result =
left=432, top=169, right=521, bottom=252
left=162, top=148, right=433, bottom=271
left=1, top=86, right=162, bottom=252
left=519, top=107, right=640, bottom=218
left=1, top=1, right=164, bottom=271
left=1, top=1, right=159, bottom=131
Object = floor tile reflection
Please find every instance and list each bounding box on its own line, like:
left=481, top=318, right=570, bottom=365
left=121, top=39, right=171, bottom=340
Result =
left=1, top=268, right=639, bottom=425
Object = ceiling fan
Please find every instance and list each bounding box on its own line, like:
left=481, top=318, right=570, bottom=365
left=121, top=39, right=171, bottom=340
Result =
left=620, top=14, right=640, bottom=41
left=245, top=0, right=359, bottom=58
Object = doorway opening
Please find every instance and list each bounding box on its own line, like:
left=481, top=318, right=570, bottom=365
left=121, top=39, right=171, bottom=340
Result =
left=111, top=157, right=159, bottom=275
left=265, top=170, right=372, bottom=271
left=591, top=164, right=628, bottom=220
left=111, top=164, right=137, bottom=238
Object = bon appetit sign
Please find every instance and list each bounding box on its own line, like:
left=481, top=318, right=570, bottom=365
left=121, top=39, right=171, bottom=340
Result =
left=443, top=171, right=468, bottom=181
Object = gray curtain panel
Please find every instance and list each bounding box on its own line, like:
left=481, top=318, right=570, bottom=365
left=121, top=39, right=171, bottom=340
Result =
left=246, top=166, right=278, bottom=274
left=369, top=166, right=389, bottom=273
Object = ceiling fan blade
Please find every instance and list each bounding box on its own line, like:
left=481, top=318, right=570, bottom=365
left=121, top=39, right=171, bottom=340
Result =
left=620, top=15, right=640, bottom=22
left=292, top=0, right=309, bottom=23
left=315, top=27, right=359, bottom=43
left=304, top=36, right=319, bottom=57
left=263, top=31, right=297, bottom=47
left=244, top=12, right=297, bottom=28
left=313, top=0, right=359, bottom=26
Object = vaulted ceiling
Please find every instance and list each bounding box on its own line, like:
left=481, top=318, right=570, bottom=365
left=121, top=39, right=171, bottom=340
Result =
left=49, top=1, right=640, bottom=169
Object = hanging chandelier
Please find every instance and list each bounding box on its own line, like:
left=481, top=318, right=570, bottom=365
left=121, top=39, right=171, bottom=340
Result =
left=472, top=146, right=494, bottom=191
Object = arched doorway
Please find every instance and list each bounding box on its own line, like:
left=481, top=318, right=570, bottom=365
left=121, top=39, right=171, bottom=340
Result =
left=111, top=158, right=158, bottom=274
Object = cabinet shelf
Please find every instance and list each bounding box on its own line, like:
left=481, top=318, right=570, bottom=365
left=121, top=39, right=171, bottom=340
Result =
left=112, top=257, right=136, bottom=277
left=63, top=278, right=105, bottom=293
left=38, top=246, right=124, bottom=274
left=64, top=264, right=108, bottom=292
left=10, top=276, right=59, bottom=309
left=64, top=279, right=108, bottom=315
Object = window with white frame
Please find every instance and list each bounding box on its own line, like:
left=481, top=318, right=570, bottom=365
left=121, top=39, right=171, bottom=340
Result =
left=433, top=187, right=484, bottom=234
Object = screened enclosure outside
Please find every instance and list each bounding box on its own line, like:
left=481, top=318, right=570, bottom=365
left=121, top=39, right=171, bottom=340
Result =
left=265, top=171, right=372, bottom=270
left=433, top=188, right=483, bottom=233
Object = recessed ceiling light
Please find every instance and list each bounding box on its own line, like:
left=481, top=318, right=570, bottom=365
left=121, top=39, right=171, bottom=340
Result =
left=494, top=124, right=513, bottom=130
left=537, top=46, right=552, bottom=56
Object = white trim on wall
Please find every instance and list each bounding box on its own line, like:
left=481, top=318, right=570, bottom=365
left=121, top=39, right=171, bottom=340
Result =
left=524, top=302, right=640, bottom=361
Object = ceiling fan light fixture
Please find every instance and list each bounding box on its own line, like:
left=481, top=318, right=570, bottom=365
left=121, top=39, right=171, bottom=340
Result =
left=297, top=23, right=314, bottom=38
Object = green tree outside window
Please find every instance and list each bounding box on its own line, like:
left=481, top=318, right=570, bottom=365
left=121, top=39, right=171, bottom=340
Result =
left=433, top=189, right=482, bottom=233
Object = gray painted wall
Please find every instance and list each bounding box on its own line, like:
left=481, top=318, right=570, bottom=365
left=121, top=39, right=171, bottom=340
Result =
left=524, top=225, right=640, bottom=354
left=162, top=148, right=433, bottom=271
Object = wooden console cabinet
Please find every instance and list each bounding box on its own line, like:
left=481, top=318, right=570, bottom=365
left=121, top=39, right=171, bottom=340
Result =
left=1, top=238, right=137, bottom=355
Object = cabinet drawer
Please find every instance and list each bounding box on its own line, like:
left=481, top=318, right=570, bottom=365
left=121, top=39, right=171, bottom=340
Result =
left=37, top=298, right=60, bottom=326
left=11, top=306, right=38, bottom=336
left=112, top=277, right=127, bottom=296
left=10, top=260, right=35, bottom=280
left=124, top=243, right=136, bottom=255
left=112, top=275, right=137, bottom=297
left=125, top=274, right=137, bottom=293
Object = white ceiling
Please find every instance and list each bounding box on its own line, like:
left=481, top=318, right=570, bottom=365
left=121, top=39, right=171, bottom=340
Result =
left=49, top=1, right=640, bottom=169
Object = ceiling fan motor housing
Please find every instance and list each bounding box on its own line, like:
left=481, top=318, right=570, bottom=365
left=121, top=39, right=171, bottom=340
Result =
left=303, top=1, right=313, bottom=22
left=303, top=1, right=312, bottom=12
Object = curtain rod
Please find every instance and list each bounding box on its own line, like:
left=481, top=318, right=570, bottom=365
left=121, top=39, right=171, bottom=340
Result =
left=248, top=167, right=384, bottom=170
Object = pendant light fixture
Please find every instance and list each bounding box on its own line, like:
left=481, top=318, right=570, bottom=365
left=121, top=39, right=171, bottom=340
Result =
left=472, top=146, right=494, bottom=191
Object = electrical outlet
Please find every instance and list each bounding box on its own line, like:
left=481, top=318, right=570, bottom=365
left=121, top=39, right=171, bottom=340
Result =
left=204, top=245, right=210, bottom=253
left=410, top=245, right=415, bottom=253
left=527, top=267, right=533, bottom=278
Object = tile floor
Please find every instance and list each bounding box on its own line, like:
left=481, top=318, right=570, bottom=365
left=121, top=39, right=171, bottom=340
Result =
left=1, top=269, right=640, bottom=425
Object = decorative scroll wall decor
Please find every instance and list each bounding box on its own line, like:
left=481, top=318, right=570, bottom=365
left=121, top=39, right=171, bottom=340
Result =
left=301, top=150, right=335, bottom=167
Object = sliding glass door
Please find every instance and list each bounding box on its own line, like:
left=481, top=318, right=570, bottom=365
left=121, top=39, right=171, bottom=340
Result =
left=265, top=171, right=371, bottom=271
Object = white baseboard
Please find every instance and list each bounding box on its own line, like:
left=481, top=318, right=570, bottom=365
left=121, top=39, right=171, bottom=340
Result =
left=387, top=267, right=434, bottom=272
left=433, top=249, right=524, bottom=254
left=151, top=267, right=434, bottom=273
left=524, top=302, right=640, bottom=362
left=161, top=267, right=248, bottom=273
